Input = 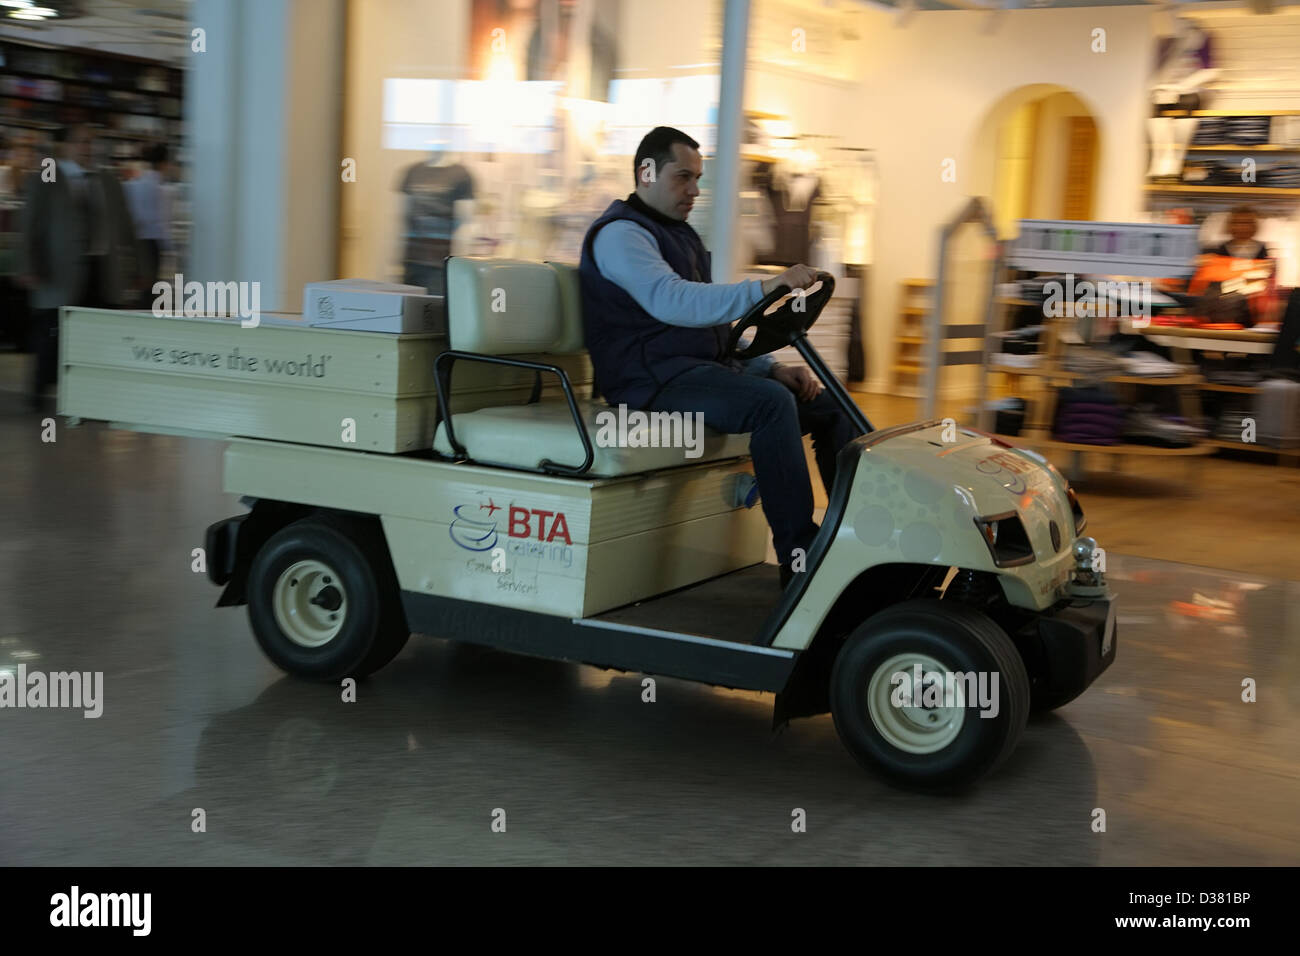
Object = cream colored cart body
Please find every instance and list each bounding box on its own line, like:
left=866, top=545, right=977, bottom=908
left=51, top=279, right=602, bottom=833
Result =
left=58, top=256, right=1116, bottom=790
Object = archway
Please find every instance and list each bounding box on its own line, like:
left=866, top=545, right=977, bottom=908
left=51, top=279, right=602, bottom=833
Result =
left=969, top=84, right=1101, bottom=238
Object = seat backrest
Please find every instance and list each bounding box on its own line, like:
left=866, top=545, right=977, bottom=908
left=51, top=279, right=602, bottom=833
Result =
left=446, top=256, right=585, bottom=355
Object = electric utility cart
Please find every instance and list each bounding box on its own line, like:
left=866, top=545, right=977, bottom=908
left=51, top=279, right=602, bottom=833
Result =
left=58, top=256, right=1116, bottom=790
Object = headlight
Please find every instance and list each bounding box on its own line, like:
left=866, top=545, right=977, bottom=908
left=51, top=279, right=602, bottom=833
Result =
left=1066, top=486, right=1087, bottom=534
left=974, top=513, right=1035, bottom=567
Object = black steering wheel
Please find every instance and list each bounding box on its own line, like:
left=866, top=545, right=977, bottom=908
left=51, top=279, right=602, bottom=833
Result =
left=726, top=271, right=836, bottom=360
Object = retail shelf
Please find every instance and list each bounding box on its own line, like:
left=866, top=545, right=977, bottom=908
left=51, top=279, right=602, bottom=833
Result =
left=0, top=92, right=176, bottom=118
left=1103, top=374, right=1205, bottom=386
left=900, top=306, right=929, bottom=316
left=1186, top=145, right=1300, bottom=152
left=1003, top=430, right=1215, bottom=457
left=1191, top=109, right=1300, bottom=117
left=0, top=68, right=179, bottom=97
left=1199, top=381, right=1261, bottom=394
left=1204, top=437, right=1300, bottom=461
left=1158, top=109, right=1300, bottom=117
left=991, top=367, right=1203, bottom=386
left=1144, top=185, right=1300, bottom=197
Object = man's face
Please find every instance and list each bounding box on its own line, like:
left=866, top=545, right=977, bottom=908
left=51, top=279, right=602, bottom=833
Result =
left=637, top=142, right=702, bottom=221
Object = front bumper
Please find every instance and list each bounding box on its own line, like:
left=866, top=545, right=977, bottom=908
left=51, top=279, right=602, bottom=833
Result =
left=1028, top=593, right=1118, bottom=700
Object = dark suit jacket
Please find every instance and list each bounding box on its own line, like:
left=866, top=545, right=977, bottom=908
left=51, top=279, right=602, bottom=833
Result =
left=20, top=162, right=140, bottom=310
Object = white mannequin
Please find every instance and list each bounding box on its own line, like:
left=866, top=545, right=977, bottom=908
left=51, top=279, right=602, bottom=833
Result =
left=1147, top=16, right=1221, bottom=179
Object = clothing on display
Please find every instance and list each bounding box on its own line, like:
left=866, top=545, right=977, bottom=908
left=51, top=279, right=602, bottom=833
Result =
left=1053, top=386, right=1125, bottom=446
left=739, top=140, right=875, bottom=382
left=397, top=157, right=475, bottom=295
left=1123, top=405, right=1204, bottom=448
left=753, top=161, right=820, bottom=268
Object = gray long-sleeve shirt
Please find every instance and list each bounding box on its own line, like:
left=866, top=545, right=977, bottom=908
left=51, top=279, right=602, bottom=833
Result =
left=592, top=219, right=776, bottom=376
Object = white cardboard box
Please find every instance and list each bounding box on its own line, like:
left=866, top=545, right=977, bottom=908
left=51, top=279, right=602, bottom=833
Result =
left=303, top=279, right=445, bottom=334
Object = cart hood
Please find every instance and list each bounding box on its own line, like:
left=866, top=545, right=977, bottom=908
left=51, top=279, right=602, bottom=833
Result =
left=848, top=420, right=1078, bottom=564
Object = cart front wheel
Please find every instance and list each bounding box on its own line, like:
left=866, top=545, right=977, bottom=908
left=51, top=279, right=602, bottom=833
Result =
left=830, top=598, right=1030, bottom=791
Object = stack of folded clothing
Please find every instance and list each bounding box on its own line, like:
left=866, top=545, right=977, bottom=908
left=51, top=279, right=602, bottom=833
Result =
left=1062, top=348, right=1127, bottom=378
left=996, top=324, right=1043, bottom=355
left=1225, top=116, right=1272, bottom=145
left=1123, top=404, right=1206, bottom=448
left=1119, top=352, right=1185, bottom=376
left=1053, top=386, right=1125, bottom=445
left=992, top=353, right=1041, bottom=370
left=1262, top=163, right=1300, bottom=188
left=1214, top=404, right=1257, bottom=441
left=983, top=397, right=1027, bottom=437
left=1200, top=351, right=1269, bottom=386
left=1017, top=276, right=1065, bottom=304
left=1191, top=118, right=1228, bottom=145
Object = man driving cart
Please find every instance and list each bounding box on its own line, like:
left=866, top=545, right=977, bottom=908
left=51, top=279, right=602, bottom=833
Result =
left=579, top=126, right=858, bottom=588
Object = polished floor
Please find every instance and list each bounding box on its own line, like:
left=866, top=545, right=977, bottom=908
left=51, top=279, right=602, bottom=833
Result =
left=2, top=386, right=1299, bottom=865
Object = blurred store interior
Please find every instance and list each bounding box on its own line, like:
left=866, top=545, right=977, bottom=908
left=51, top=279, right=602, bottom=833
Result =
left=3, top=1, right=1299, bottom=576
left=0, top=0, right=1298, bottom=865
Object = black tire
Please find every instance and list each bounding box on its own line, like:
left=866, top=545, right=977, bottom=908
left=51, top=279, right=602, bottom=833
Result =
left=829, top=598, right=1030, bottom=791
left=246, top=516, right=410, bottom=681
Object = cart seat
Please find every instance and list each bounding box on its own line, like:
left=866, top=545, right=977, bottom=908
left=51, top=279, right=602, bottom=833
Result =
left=433, top=399, right=751, bottom=475
left=435, top=257, right=751, bottom=477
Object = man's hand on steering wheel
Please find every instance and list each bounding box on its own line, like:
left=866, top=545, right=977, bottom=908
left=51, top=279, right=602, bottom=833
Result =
left=772, top=364, right=822, bottom=402
left=762, top=264, right=818, bottom=297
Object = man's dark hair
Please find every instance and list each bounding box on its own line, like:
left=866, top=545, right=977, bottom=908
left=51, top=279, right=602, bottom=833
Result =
left=633, top=126, right=699, bottom=184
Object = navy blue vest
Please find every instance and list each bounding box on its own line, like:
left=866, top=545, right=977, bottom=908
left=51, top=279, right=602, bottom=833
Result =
left=579, top=195, right=732, bottom=407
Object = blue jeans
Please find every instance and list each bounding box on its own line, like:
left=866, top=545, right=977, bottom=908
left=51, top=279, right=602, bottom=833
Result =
left=646, top=363, right=858, bottom=565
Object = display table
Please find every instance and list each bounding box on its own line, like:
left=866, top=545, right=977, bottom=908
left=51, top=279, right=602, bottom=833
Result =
left=1119, top=319, right=1280, bottom=356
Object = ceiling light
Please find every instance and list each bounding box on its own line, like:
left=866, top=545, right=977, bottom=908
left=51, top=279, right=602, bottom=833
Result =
left=8, top=10, right=46, bottom=18
left=0, top=0, right=35, bottom=8
left=26, top=5, right=58, bottom=13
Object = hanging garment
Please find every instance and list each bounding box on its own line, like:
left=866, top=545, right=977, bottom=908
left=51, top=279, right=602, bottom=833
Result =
left=755, top=164, right=821, bottom=267
left=398, top=161, right=475, bottom=265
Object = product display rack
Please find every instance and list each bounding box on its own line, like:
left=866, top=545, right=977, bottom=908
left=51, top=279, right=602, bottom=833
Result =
left=1146, top=109, right=1300, bottom=209
left=994, top=221, right=1219, bottom=492
left=1114, top=319, right=1300, bottom=467
left=0, top=39, right=184, bottom=154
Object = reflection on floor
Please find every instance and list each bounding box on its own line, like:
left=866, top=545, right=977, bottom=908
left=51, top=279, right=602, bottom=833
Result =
left=1, top=391, right=1298, bottom=864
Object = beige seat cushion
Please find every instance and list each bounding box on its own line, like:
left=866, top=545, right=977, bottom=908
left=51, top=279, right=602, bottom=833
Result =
left=434, top=400, right=751, bottom=476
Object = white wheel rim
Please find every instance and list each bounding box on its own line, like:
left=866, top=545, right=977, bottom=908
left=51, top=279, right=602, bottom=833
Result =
left=866, top=652, right=968, bottom=755
left=272, top=559, right=347, bottom=648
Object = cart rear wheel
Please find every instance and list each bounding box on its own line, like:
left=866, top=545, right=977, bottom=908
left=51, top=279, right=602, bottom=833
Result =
left=247, top=517, right=410, bottom=680
left=830, top=598, right=1029, bottom=791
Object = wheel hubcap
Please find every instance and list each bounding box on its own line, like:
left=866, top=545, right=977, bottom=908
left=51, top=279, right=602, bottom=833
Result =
left=273, top=560, right=347, bottom=648
left=866, top=652, right=967, bottom=754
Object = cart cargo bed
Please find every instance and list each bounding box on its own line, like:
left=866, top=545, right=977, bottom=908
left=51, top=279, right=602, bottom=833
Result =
left=57, top=307, right=592, bottom=453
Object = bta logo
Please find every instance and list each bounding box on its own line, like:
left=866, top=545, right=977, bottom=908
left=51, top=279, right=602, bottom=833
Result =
left=508, top=506, right=571, bottom=544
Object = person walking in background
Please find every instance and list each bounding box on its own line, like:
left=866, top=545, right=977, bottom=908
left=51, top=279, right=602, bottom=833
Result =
left=125, top=142, right=171, bottom=300
left=18, top=124, right=139, bottom=408
left=86, top=128, right=142, bottom=308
